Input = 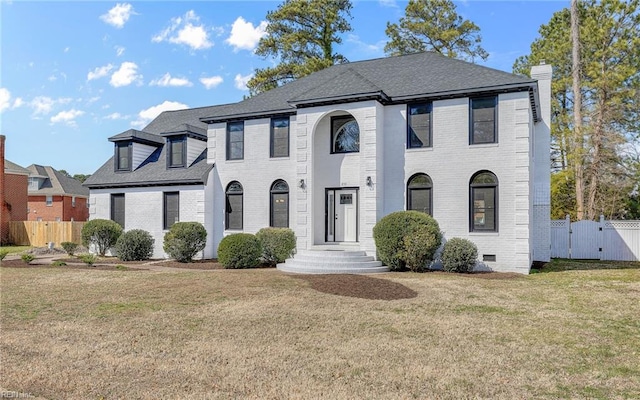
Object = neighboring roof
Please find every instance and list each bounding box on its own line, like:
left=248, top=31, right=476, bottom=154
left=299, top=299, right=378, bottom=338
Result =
left=200, top=51, right=539, bottom=123
left=26, top=165, right=89, bottom=197
left=4, top=160, right=30, bottom=175
left=83, top=147, right=213, bottom=189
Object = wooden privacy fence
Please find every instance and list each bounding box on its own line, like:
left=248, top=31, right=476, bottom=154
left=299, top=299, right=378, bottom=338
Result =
left=7, top=221, right=85, bottom=247
left=551, top=216, right=640, bottom=261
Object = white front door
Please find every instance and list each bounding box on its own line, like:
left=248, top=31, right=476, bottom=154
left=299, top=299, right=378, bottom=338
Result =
left=326, top=189, right=358, bottom=242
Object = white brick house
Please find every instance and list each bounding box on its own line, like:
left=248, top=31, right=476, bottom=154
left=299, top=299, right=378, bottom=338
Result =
left=87, top=52, right=551, bottom=273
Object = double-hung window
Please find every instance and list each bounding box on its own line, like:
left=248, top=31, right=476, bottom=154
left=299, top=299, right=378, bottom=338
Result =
left=168, top=137, right=185, bottom=168
left=470, top=96, right=498, bottom=144
left=470, top=171, right=498, bottom=232
left=226, top=121, right=244, bottom=160
left=163, top=192, right=179, bottom=229
left=115, top=142, right=131, bottom=171
left=270, top=117, right=290, bottom=158
left=111, top=193, right=125, bottom=228
left=407, top=103, right=432, bottom=148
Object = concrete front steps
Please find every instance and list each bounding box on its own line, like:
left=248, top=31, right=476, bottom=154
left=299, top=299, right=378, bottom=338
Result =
left=277, top=246, right=388, bottom=274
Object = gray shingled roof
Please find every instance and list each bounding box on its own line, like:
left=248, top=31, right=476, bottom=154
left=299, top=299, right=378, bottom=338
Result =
left=26, top=165, right=89, bottom=197
left=85, top=107, right=216, bottom=189
left=83, top=147, right=212, bottom=189
left=4, top=160, right=30, bottom=175
left=201, top=51, right=537, bottom=123
left=109, top=129, right=164, bottom=145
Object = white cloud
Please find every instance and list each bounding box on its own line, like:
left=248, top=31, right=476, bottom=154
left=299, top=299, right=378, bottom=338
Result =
left=64, top=47, right=70, bottom=53
left=100, top=3, right=135, bottom=29
left=115, top=46, right=125, bottom=57
left=379, top=0, right=398, bottom=7
left=150, top=73, right=193, bottom=87
left=50, top=109, right=84, bottom=127
left=0, top=88, right=11, bottom=112
left=346, top=34, right=386, bottom=56
left=30, top=96, right=56, bottom=115
left=200, top=75, right=224, bottom=89
left=0, top=88, right=23, bottom=113
left=104, top=112, right=128, bottom=120
left=152, top=10, right=214, bottom=51
left=87, top=64, right=114, bottom=81
left=131, top=100, right=188, bottom=128
left=234, top=73, right=253, bottom=91
left=110, top=62, right=142, bottom=87
left=226, top=17, right=268, bottom=52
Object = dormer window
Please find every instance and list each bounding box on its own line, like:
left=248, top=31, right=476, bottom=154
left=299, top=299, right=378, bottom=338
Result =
left=168, top=137, right=186, bottom=168
left=115, top=142, right=131, bottom=172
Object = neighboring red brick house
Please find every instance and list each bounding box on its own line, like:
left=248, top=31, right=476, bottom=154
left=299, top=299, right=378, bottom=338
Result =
left=1, top=135, right=30, bottom=243
left=27, top=165, right=89, bottom=222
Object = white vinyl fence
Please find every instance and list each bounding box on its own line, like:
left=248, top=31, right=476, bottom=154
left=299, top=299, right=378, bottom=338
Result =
left=551, top=216, right=640, bottom=261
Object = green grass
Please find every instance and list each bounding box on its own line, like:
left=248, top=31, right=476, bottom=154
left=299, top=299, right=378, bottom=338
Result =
left=0, top=245, right=32, bottom=254
left=1, top=266, right=639, bottom=399
left=533, top=258, right=640, bottom=273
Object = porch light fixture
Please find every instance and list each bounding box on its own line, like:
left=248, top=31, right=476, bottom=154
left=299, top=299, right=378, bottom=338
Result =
left=299, top=179, right=305, bottom=189
left=366, top=176, right=373, bottom=187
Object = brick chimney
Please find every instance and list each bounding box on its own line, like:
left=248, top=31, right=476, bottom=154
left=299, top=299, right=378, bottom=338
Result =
left=0, top=135, right=8, bottom=243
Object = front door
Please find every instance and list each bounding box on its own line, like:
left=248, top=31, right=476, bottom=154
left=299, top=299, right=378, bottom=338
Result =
left=326, top=188, right=358, bottom=242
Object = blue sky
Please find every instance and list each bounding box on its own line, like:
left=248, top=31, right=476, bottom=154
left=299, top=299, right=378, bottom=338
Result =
left=0, top=0, right=566, bottom=175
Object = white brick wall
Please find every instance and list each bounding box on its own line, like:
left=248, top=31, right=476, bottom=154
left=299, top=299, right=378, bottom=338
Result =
left=206, top=87, right=549, bottom=273
left=89, top=181, right=215, bottom=259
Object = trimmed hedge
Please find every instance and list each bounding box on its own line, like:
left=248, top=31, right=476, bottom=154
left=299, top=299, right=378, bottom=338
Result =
left=81, top=219, right=123, bottom=256
left=256, top=227, right=296, bottom=266
left=441, top=238, right=478, bottom=273
left=115, top=229, right=154, bottom=261
left=163, top=222, right=207, bottom=263
left=373, top=211, right=442, bottom=271
left=218, top=233, right=262, bottom=269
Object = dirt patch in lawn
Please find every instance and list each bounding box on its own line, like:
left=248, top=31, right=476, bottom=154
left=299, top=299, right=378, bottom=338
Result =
left=55, top=257, right=150, bottom=265
left=155, top=259, right=226, bottom=270
left=293, top=274, right=418, bottom=300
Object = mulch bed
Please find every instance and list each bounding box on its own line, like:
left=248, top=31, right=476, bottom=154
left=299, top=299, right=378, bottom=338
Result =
left=55, top=257, right=150, bottom=265
left=293, top=274, right=418, bottom=301
left=0, top=259, right=147, bottom=271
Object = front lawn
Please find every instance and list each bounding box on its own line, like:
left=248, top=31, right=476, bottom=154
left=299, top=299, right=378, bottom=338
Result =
left=1, top=266, right=638, bottom=399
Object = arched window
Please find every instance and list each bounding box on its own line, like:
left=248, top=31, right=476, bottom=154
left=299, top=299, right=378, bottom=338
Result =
left=331, top=115, right=359, bottom=153
left=225, top=181, right=243, bottom=230
left=470, top=171, right=498, bottom=232
left=407, top=173, right=432, bottom=215
left=270, top=180, right=289, bottom=228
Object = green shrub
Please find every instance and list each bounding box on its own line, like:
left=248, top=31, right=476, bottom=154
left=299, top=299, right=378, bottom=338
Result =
left=115, top=265, right=128, bottom=270
left=256, top=227, right=296, bottom=266
left=373, top=211, right=442, bottom=271
left=217, top=233, right=262, bottom=269
left=163, top=222, right=207, bottom=263
left=78, top=253, right=98, bottom=266
left=21, top=254, right=35, bottom=264
left=52, top=260, right=67, bottom=267
left=0, top=249, right=8, bottom=261
left=81, top=219, right=123, bottom=256
left=61, top=242, right=79, bottom=256
left=115, top=229, right=154, bottom=261
left=441, top=238, right=478, bottom=273
left=401, top=225, right=441, bottom=272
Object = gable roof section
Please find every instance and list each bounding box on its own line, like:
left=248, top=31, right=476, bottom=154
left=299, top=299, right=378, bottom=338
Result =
left=201, top=51, right=539, bottom=123
left=4, top=160, right=30, bottom=176
left=26, top=165, right=89, bottom=197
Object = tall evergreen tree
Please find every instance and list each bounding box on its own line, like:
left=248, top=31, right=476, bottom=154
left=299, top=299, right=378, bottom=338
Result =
left=384, top=0, right=488, bottom=62
left=246, top=0, right=353, bottom=96
left=514, top=0, right=640, bottom=220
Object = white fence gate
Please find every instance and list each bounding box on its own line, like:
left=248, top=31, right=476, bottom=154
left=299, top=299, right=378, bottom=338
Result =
left=551, top=216, right=640, bottom=261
